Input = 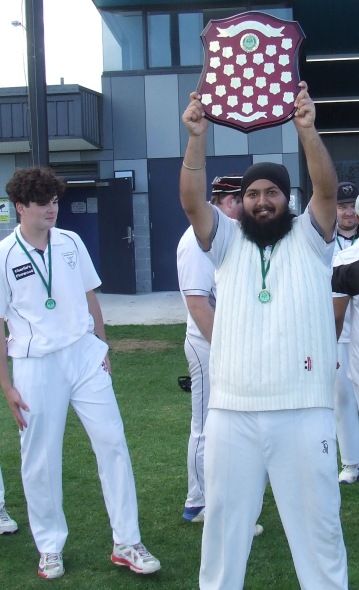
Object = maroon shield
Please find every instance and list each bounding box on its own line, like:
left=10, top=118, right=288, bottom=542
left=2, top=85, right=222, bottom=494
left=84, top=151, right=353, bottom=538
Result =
left=197, top=11, right=305, bottom=133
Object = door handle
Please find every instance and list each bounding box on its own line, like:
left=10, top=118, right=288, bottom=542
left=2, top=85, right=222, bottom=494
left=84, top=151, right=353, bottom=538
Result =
left=122, top=226, right=134, bottom=243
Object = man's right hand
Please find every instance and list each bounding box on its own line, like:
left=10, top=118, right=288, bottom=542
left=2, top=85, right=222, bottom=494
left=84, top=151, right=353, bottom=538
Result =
left=182, top=92, right=209, bottom=137
left=4, top=385, right=29, bottom=430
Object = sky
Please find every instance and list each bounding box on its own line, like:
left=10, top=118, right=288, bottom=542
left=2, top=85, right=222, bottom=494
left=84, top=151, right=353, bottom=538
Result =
left=0, top=0, right=103, bottom=92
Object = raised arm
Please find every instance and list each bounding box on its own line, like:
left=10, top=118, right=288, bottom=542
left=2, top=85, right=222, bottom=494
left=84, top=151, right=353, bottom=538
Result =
left=180, top=92, right=214, bottom=250
left=293, top=82, right=337, bottom=241
left=332, top=260, right=359, bottom=296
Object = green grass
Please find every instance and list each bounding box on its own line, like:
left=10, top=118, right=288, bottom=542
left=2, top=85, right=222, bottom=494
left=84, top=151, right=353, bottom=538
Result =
left=0, top=324, right=359, bottom=589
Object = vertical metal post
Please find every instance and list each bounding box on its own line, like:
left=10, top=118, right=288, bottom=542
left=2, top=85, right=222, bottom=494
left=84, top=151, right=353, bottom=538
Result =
left=25, top=0, right=49, bottom=167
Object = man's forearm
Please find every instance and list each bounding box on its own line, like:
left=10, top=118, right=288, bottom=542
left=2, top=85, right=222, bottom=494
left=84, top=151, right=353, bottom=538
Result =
left=332, top=261, right=359, bottom=296
left=86, top=291, right=107, bottom=343
left=180, top=95, right=214, bottom=247
left=180, top=134, right=208, bottom=214
left=186, top=295, right=214, bottom=343
left=180, top=136, right=214, bottom=250
left=297, top=125, right=337, bottom=199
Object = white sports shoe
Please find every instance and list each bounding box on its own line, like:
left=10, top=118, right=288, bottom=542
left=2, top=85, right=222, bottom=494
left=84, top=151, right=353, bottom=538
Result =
left=38, top=553, right=64, bottom=579
left=0, top=506, right=18, bottom=534
left=338, top=464, right=359, bottom=484
left=111, top=542, right=161, bottom=574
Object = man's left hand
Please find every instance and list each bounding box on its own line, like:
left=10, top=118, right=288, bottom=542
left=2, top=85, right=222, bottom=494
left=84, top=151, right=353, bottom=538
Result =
left=293, top=81, right=315, bottom=128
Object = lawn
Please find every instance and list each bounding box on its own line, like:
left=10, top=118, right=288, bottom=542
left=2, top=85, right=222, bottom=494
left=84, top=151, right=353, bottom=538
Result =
left=0, top=324, right=358, bottom=589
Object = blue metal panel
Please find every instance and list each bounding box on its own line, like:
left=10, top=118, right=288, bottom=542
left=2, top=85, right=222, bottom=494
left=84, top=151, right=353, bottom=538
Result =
left=110, top=76, right=147, bottom=160
left=248, top=126, right=283, bottom=155
left=11, top=102, right=26, bottom=138
left=67, top=100, right=77, bottom=135
left=0, top=86, right=102, bottom=148
left=0, top=102, right=28, bottom=139
left=101, top=77, right=114, bottom=150
left=253, top=153, right=283, bottom=165
left=283, top=152, right=300, bottom=187
left=281, top=120, right=299, bottom=154
left=178, top=72, right=215, bottom=157
left=56, top=102, right=70, bottom=135
left=145, top=75, right=180, bottom=158
left=214, top=123, right=249, bottom=156
left=82, top=91, right=101, bottom=144
left=99, top=160, right=115, bottom=178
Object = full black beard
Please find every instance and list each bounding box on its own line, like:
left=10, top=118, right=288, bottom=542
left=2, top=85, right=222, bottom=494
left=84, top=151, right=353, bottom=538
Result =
left=241, top=205, right=295, bottom=248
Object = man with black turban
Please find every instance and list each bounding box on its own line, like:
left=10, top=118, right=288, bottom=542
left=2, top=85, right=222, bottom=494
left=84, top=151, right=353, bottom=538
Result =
left=180, top=81, right=348, bottom=590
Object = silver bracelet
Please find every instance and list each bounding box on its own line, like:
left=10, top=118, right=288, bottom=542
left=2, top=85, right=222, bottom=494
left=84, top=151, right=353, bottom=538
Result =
left=182, top=161, right=206, bottom=170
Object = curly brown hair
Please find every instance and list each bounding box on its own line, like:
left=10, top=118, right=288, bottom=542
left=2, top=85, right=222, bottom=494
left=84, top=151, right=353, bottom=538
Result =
left=6, top=167, right=66, bottom=206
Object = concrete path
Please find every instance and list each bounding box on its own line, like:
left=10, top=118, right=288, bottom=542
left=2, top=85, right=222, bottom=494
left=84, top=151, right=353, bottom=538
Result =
left=97, top=291, right=186, bottom=325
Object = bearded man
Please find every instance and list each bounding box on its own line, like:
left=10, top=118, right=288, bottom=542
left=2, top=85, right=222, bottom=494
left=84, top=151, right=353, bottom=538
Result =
left=179, top=81, right=348, bottom=590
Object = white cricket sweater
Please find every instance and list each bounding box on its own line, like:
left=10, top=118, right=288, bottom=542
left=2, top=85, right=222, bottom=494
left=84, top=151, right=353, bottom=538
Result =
left=208, top=208, right=337, bottom=411
left=177, top=225, right=216, bottom=340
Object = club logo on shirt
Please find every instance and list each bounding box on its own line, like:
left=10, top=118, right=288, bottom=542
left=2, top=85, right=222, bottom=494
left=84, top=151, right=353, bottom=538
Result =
left=321, top=440, right=328, bottom=454
left=62, top=251, right=77, bottom=269
left=304, top=356, right=312, bottom=371
left=12, top=263, right=35, bottom=280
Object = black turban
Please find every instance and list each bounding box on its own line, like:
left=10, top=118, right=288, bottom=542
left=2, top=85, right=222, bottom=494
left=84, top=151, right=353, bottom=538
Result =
left=241, top=162, right=291, bottom=201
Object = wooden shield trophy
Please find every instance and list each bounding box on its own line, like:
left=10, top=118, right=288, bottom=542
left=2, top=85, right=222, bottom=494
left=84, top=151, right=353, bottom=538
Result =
left=197, top=11, right=305, bottom=133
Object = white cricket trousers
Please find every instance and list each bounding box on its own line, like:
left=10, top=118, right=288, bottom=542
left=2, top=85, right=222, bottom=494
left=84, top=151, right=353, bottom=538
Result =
left=0, top=465, right=5, bottom=508
left=14, top=332, right=140, bottom=553
left=334, top=342, right=359, bottom=465
left=199, top=408, right=348, bottom=590
left=184, top=335, right=210, bottom=508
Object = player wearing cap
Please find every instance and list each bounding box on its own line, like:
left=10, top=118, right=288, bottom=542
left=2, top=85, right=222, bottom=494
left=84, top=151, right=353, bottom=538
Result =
left=332, top=189, right=359, bottom=472
left=177, top=175, right=261, bottom=536
left=0, top=465, right=18, bottom=534
left=332, top=182, right=359, bottom=484
left=180, top=82, right=348, bottom=589
left=0, top=167, right=160, bottom=579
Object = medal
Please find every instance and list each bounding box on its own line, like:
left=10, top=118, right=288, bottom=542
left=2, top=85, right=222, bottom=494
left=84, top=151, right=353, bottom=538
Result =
left=45, top=298, right=56, bottom=310
left=258, top=289, right=271, bottom=303
left=258, top=245, right=276, bottom=304
left=16, top=232, right=55, bottom=310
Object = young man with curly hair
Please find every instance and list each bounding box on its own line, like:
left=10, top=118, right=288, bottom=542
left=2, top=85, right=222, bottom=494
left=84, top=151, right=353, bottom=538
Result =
left=0, top=167, right=160, bottom=579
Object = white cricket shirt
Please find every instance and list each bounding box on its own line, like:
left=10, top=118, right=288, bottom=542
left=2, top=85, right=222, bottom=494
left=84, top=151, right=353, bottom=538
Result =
left=333, top=240, right=359, bottom=385
left=206, top=205, right=337, bottom=411
left=332, top=234, right=355, bottom=343
left=177, top=226, right=216, bottom=340
left=0, top=226, right=101, bottom=358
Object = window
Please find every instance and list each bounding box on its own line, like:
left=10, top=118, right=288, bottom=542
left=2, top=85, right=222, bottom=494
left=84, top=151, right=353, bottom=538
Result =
left=203, top=5, right=292, bottom=26
left=148, top=14, right=172, bottom=68
left=102, top=11, right=144, bottom=72
left=179, top=13, right=203, bottom=66
left=101, top=5, right=290, bottom=73
left=148, top=12, right=203, bottom=68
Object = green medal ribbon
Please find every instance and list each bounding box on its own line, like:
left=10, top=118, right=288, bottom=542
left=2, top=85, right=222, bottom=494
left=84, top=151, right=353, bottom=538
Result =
left=258, top=245, right=275, bottom=303
left=16, top=232, right=56, bottom=310
left=336, top=235, right=356, bottom=251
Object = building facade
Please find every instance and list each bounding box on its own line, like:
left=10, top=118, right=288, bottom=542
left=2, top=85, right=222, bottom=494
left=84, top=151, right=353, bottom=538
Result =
left=0, top=0, right=358, bottom=292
